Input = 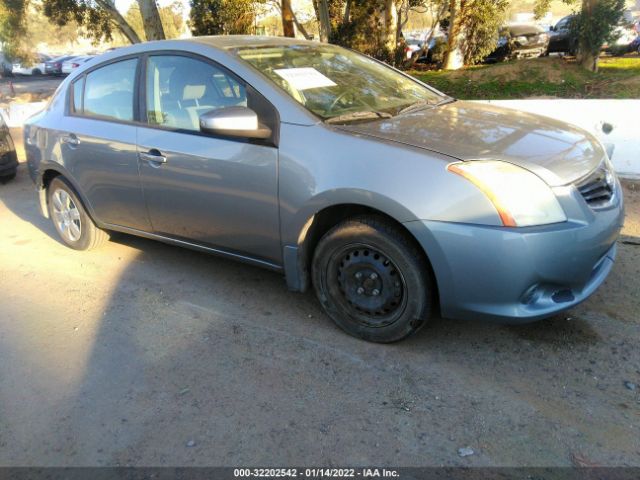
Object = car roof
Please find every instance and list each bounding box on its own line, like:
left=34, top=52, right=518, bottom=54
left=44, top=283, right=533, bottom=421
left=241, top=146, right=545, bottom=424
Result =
left=50, top=55, right=73, bottom=62
left=186, top=35, right=321, bottom=51
left=508, top=24, right=545, bottom=35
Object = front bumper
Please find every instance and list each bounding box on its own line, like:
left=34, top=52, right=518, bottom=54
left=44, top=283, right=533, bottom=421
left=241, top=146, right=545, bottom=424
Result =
left=405, top=186, right=624, bottom=323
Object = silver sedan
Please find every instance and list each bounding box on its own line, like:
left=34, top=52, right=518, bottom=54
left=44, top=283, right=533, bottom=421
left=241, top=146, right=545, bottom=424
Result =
left=25, top=36, right=624, bottom=342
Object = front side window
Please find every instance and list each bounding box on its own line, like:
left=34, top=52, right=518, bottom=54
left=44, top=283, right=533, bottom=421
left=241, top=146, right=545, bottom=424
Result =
left=145, top=55, right=247, bottom=131
left=80, top=58, right=137, bottom=122
left=235, top=44, right=446, bottom=121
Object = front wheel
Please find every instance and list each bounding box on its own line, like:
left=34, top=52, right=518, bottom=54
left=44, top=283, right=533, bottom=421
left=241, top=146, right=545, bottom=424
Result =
left=312, top=216, right=434, bottom=343
left=47, top=177, right=108, bottom=250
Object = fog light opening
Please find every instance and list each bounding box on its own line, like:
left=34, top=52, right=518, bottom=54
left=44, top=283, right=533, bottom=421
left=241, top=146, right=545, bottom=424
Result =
left=552, top=289, right=575, bottom=304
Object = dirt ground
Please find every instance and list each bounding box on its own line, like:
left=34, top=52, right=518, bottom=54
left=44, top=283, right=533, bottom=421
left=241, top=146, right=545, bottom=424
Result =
left=0, top=75, right=63, bottom=104
left=0, top=153, right=639, bottom=467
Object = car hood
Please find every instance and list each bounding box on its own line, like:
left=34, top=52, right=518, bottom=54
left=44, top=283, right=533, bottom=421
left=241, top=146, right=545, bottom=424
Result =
left=337, top=100, right=605, bottom=186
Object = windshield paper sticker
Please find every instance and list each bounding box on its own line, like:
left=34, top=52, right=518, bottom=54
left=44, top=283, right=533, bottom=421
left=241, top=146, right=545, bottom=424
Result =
left=274, top=68, right=337, bottom=90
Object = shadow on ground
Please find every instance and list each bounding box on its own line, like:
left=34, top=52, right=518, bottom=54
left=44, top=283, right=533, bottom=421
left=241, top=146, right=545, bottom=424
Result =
left=0, top=166, right=639, bottom=467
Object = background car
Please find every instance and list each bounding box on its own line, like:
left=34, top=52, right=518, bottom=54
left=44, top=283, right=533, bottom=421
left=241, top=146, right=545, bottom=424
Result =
left=61, top=55, right=94, bottom=74
left=547, top=15, right=577, bottom=55
left=548, top=15, right=638, bottom=56
left=603, top=26, right=639, bottom=55
left=404, top=38, right=424, bottom=60
left=45, top=55, right=77, bottom=75
left=0, top=52, right=13, bottom=77
left=486, top=24, right=550, bottom=62
left=0, top=114, right=18, bottom=182
left=12, top=53, right=51, bottom=75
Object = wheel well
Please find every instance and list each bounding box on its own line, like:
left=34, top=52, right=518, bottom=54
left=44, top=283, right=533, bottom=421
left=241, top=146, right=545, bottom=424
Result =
left=42, top=169, right=61, bottom=190
left=298, top=204, right=439, bottom=310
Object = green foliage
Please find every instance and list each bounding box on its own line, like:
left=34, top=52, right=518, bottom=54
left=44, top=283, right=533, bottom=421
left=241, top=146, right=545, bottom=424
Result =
left=534, top=0, right=626, bottom=70
left=573, top=0, right=626, bottom=57
left=311, top=0, right=345, bottom=28
left=458, top=0, right=509, bottom=65
left=429, top=36, right=448, bottom=65
left=330, top=0, right=395, bottom=63
left=42, top=0, right=118, bottom=42
left=411, top=56, right=640, bottom=99
left=0, top=0, right=29, bottom=60
left=189, top=0, right=255, bottom=35
left=126, top=1, right=184, bottom=40
left=533, top=0, right=552, bottom=20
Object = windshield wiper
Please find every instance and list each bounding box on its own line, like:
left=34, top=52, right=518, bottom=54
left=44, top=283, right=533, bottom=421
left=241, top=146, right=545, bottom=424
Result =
left=325, top=110, right=392, bottom=124
left=397, top=99, right=437, bottom=116
left=436, top=97, right=456, bottom=106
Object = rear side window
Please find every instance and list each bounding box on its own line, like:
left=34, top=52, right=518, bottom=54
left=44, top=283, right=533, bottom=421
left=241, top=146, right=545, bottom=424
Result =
left=74, top=58, right=138, bottom=122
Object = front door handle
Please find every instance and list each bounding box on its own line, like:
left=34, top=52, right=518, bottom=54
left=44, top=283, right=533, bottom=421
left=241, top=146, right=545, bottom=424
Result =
left=61, top=134, right=80, bottom=146
left=139, top=149, right=167, bottom=166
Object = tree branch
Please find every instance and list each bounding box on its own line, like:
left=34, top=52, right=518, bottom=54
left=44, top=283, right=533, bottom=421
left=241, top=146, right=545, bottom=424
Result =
left=94, top=0, right=142, bottom=43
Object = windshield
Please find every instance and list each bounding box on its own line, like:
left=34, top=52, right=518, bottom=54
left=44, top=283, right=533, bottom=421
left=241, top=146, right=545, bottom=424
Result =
left=234, top=43, right=446, bottom=121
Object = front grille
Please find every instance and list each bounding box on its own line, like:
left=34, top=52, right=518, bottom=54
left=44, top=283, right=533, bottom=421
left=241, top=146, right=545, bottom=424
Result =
left=576, top=161, right=615, bottom=209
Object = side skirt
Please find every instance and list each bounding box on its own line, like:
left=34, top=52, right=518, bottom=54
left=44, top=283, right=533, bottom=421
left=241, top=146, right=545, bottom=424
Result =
left=103, top=224, right=284, bottom=273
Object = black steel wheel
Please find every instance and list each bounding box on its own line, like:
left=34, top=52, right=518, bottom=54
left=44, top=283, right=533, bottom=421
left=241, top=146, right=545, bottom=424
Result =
left=333, top=244, right=407, bottom=328
left=313, top=215, right=434, bottom=343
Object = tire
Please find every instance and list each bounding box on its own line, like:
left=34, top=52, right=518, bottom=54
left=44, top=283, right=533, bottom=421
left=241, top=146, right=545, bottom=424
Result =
left=47, top=177, right=108, bottom=250
left=0, top=171, right=16, bottom=183
left=312, top=215, right=434, bottom=343
left=32, top=68, right=42, bottom=76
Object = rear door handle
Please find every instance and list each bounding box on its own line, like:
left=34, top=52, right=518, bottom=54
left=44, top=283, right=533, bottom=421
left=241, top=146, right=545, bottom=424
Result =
left=139, top=149, right=167, bottom=166
left=61, top=134, right=80, bottom=146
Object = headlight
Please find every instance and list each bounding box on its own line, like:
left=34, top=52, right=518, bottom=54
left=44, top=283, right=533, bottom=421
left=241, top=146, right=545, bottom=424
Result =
left=515, top=35, right=528, bottom=44
left=447, top=161, right=567, bottom=227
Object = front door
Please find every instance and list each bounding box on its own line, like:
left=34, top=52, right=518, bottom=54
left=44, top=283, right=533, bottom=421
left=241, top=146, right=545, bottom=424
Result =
left=137, top=54, right=281, bottom=265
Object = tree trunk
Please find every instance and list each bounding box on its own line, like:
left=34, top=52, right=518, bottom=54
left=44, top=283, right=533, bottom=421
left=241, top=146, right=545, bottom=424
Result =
left=343, top=0, right=351, bottom=25
left=396, top=0, right=405, bottom=45
left=318, top=0, right=331, bottom=42
left=383, top=0, right=397, bottom=53
left=282, top=0, right=296, bottom=37
left=95, top=0, right=143, bottom=43
left=137, top=0, right=165, bottom=40
left=443, top=0, right=463, bottom=70
left=576, top=0, right=599, bottom=72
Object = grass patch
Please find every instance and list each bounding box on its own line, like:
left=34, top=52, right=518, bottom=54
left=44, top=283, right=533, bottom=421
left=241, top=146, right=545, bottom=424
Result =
left=410, top=55, right=640, bottom=99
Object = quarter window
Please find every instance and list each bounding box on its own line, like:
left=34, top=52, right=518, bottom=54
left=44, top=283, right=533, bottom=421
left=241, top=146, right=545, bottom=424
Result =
left=72, top=77, right=84, bottom=113
left=78, top=58, right=138, bottom=122
left=145, top=55, right=247, bottom=132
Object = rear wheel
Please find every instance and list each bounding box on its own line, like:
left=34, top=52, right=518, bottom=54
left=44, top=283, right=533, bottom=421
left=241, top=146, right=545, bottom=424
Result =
left=47, top=177, right=108, bottom=250
left=32, top=68, right=42, bottom=76
left=312, top=215, right=434, bottom=343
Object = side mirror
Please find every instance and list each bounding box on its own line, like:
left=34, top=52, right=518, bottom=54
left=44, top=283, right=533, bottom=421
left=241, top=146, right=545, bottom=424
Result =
left=199, top=106, right=271, bottom=140
left=550, top=26, right=556, bottom=32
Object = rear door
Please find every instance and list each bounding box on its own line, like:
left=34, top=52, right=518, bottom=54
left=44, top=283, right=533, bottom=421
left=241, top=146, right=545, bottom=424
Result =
left=61, top=57, right=151, bottom=231
left=136, top=53, right=281, bottom=264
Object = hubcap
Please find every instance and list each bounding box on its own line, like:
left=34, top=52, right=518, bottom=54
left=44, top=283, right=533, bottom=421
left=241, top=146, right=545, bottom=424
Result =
left=51, top=189, right=82, bottom=242
left=334, top=245, right=406, bottom=327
